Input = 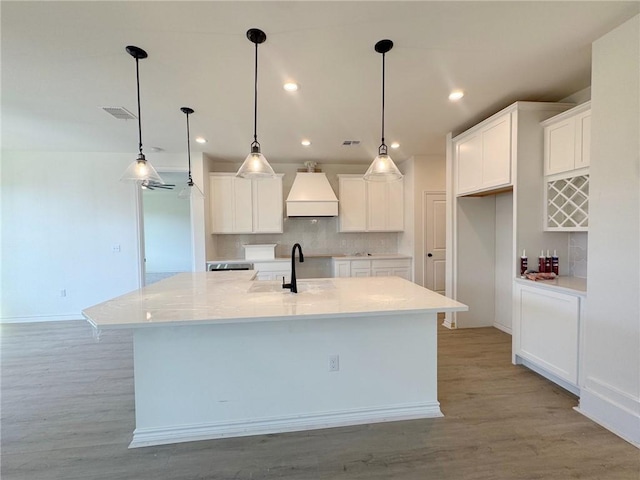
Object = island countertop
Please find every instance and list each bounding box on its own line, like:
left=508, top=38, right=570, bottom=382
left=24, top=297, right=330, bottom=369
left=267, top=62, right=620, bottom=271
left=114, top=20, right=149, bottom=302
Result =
left=83, top=272, right=467, bottom=330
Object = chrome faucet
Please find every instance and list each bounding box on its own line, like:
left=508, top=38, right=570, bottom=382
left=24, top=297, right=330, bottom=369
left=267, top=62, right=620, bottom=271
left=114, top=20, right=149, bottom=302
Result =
left=282, top=243, right=304, bottom=293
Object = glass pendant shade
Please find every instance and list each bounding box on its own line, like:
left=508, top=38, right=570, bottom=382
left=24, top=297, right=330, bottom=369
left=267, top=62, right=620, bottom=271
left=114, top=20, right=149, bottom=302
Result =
left=178, top=181, right=204, bottom=199
left=120, top=153, right=164, bottom=184
left=237, top=148, right=276, bottom=179
left=363, top=153, right=403, bottom=182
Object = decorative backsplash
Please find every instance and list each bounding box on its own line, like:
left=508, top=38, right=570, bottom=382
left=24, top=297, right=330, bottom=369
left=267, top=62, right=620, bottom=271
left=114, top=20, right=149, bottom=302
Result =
left=568, top=232, right=588, bottom=278
left=214, top=216, right=398, bottom=260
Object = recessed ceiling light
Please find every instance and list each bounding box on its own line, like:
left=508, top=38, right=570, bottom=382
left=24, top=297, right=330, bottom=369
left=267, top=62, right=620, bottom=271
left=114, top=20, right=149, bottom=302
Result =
left=390, top=142, right=400, bottom=149
left=149, top=146, right=164, bottom=152
left=449, top=90, right=464, bottom=101
left=195, top=137, right=207, bottom=144
left=301, top=139, right=311, bottom=146
left=284, top=82, right=299, bottom=92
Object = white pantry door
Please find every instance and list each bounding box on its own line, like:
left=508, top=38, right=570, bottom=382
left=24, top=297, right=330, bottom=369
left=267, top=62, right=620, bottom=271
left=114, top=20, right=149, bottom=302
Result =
left=424, top=192, right=446, bottom=294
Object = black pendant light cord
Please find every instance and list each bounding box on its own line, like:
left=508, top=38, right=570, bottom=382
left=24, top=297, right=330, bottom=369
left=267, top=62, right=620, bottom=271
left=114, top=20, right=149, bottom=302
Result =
left=135, top=56, right=143, bottom=156
left=252, top=41, right=260, bottom=150
left=186, top=112, right=193, bottom=184
left=379, top=51, right=387, bottom=156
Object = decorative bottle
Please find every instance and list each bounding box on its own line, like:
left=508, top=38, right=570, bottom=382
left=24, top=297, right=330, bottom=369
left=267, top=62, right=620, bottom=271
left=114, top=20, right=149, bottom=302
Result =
left=538, top=250, right=546, bottom=273
left=520, top=250, right=528, bottom=277
left=552, top=250, right=559, bottom=275
left=545, top=250, right=552, bottom=273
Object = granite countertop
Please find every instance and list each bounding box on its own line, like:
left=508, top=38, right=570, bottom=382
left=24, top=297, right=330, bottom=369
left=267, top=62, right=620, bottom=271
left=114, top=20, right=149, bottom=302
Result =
left=514, top=276, right=587, bottom=295
left=83, top=272, right=467, bottom=330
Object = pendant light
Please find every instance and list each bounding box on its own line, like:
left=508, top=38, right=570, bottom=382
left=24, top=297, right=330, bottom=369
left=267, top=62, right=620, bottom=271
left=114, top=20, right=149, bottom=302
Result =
left=236, top=28, right=276, bottom=179
left=364, top=39, right=403, bottom=182
left=120, top=45, right=164, bottom=184
left=178, top=107, right=204, bottom=199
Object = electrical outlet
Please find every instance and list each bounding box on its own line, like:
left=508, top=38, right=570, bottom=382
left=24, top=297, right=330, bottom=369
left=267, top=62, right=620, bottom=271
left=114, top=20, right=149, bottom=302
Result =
left=112, top=244, right=121, bottom=253
left=328, top=354, right=339, bottom=372
left=60, top=289, right=67, bottom=297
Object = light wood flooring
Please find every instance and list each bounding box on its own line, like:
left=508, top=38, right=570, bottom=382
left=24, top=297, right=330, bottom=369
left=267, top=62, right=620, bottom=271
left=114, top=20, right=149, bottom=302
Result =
left=2, top=321, right=638, bottom=480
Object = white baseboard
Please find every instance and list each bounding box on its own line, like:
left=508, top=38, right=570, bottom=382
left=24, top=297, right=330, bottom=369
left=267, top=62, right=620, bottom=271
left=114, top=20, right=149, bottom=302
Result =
left=0, top=314, right=84, bottom=324
left=442, top=318, right=455, bottom=329
left=577, top=377, right=640, bottom=448
left=517, top=356, right=580, bottom=397
left=129, top=402, right=443, bottom=448
left=493, top=323, right=512, bottom=335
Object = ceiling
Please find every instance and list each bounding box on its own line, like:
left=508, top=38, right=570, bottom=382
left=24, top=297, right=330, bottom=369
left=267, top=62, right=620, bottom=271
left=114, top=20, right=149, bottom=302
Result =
left=2, top=1, right=638, bottom=165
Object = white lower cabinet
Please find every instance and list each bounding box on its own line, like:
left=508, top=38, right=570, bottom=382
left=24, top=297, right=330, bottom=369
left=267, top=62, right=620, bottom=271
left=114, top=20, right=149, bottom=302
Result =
left=332, top=257, right=411, bottom=281
left=513, top=281, right=583, bottom=394
left=253, top=261, right=290, bottom=283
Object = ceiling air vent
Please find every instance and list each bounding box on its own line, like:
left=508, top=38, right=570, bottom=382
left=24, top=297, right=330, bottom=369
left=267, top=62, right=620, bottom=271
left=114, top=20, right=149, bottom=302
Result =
left=100, top=106, right=137, bottom=120
left=342, top=140, right=361, bottom=146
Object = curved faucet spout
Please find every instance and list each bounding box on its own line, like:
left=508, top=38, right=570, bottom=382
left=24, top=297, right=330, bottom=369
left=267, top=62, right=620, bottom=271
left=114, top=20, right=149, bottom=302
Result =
left=283, top=243, right=304, bottom=293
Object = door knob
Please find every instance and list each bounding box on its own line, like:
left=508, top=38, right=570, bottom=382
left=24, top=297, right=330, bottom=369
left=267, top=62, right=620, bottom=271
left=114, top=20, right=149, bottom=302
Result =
left=427, top=253, right=433, bottom=257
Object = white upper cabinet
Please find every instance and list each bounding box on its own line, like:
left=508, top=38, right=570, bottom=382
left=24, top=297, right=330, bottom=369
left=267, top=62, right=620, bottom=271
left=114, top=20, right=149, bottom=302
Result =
left=366, top=180, right=404, bottom=232
left=542, top=102, right=591, bottom=176
left=210, top=173, right=283, bottom=234
left=338, top=175, right=404, bottom=232
left=337, top=175, right=367, bottom=232
left=454, top=111, right=513, bottom=196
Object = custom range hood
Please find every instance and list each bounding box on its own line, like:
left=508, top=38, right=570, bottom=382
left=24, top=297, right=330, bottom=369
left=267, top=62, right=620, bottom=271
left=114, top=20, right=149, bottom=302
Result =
left=286, top=162, right=338, bottom=217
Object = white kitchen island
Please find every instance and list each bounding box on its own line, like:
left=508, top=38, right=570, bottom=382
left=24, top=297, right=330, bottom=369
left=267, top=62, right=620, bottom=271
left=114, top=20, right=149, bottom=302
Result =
left=83, top=272, right=467, bottom=448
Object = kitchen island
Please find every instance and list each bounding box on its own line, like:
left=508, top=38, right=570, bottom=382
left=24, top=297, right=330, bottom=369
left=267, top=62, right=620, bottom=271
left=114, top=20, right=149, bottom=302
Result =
left=83, top=272, right=467, bottom=448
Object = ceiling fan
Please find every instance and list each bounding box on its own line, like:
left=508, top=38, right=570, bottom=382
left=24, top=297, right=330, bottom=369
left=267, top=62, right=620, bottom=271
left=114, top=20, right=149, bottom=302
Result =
left=141, top=180, right=175, bottom=191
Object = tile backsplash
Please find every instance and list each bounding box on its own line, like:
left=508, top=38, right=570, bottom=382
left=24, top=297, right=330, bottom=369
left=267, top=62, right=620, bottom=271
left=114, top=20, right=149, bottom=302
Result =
left=214, top=216, right=398, bottom=260
left=568, top=232, right=588, bottom=278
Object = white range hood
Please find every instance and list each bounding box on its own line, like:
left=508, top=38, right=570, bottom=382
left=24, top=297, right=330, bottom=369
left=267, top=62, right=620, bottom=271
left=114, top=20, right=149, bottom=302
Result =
left=286, top=172, right=339, bottom=217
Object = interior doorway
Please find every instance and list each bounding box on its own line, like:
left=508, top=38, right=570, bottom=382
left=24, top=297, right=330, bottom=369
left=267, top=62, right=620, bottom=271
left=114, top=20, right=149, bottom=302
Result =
left=141, top=172, right=192, bottom=285
left=424, top=192, right=446, bottom=295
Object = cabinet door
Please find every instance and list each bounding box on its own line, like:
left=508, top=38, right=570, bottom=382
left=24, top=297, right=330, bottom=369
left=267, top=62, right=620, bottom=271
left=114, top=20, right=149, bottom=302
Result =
left=351, top=260, right=371, bottom=277
left=481, top=113, right=512, bottom=189
left=392, top=267, right=411, bottom=281
left=544, top=118, right=576, bottom=176
left=253, top=175, right=283, bottom=233
left=366, top=181, right=387, bottom=231
left=367, top=181, right=404, bottom=232
left=338, top=176, right=367, bottom=232
left=332, top=260, right=351, bottom=278
left=211, top=175, right=252, bottom=233
left=232, top=178, right=253, bottom=233
left=516, top=285, right=579, bottom=384
left=210, top=175, right=234, bottom=233
left=575, top=110, right=591, bottom=169
left=455, top=132, right=482, bottom=195
left=386, top=180, right=404, bottom=231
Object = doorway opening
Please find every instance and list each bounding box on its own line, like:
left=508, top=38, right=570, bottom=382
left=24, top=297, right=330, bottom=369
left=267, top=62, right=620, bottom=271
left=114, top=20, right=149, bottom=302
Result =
left=141, top=172, right=192, bottom=285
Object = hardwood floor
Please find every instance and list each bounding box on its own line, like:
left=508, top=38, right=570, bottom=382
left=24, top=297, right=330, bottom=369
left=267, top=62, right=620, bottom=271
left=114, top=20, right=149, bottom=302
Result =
left=2, top=321, right=638, bottom=479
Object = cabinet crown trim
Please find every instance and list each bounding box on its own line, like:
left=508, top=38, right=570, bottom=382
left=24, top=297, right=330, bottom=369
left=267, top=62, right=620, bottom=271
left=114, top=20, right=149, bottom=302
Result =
left=540, top=101, right=591, bottom=127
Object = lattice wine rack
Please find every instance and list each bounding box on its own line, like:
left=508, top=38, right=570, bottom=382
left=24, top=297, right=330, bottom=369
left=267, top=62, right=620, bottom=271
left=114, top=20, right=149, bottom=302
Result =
left=546, top=175, right=589, bottom=231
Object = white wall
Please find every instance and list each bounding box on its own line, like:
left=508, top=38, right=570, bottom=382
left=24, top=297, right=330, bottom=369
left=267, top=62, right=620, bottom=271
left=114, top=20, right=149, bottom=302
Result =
left=1, top=151, right=206, bottom=322
left=579, top=15, right=640, bottom=447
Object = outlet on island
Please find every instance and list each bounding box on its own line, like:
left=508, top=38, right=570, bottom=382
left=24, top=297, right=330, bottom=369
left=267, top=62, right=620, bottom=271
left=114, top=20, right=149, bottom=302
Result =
left=328, top=354, right=339, bottom=372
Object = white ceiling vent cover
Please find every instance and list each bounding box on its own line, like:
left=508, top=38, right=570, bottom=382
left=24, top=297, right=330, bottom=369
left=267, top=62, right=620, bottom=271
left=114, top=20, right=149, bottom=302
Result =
left=100, top=106, right=137, bottom=120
